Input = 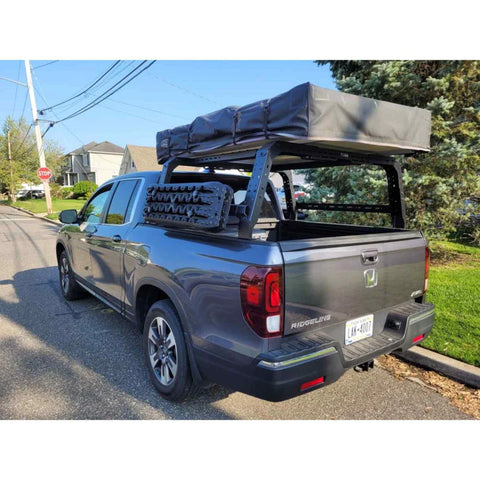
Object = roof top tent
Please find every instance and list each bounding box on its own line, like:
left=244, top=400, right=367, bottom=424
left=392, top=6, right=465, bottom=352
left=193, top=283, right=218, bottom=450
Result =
left=155, top=83, right=431, bottom=239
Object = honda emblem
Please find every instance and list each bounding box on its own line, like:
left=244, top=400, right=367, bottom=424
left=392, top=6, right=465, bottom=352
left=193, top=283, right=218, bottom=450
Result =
left=364, top=269, right=378, bottom=288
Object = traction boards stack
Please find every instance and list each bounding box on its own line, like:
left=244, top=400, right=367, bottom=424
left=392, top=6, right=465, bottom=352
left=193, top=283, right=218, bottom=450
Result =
left=144, top=182, right=234, bottom=231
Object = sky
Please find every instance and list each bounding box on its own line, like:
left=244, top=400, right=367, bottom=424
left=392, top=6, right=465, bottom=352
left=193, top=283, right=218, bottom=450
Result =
left=0, top=60, right=335, bottom=154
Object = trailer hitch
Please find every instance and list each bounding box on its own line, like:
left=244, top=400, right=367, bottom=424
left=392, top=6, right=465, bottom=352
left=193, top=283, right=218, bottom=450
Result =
left=354, top=360, right=374, bottom=372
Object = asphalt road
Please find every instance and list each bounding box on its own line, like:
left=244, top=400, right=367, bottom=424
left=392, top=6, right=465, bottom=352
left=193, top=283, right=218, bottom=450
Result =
left=0, top=204, right=472, bottom=419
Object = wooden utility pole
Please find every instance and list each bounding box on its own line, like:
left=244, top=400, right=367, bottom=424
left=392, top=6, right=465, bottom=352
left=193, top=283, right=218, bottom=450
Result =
left=24, top=60, right=53, bottom=214
left=7, top=130, right=16, bottom=203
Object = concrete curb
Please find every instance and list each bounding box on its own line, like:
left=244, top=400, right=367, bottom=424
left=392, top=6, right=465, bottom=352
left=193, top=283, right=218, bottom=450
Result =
left=395, top=346, right=480, bottom=389
left=9, top=205, right=61, bottom=226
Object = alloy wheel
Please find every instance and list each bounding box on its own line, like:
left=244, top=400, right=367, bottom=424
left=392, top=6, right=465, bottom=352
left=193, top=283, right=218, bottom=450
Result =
left=147, top=317, right=178, bottom=386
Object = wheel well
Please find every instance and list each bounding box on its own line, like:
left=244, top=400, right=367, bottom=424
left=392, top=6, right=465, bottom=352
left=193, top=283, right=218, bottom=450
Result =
left=56, top=243, right=65, bottom=263
left=135, top=285, right=169, bottom=332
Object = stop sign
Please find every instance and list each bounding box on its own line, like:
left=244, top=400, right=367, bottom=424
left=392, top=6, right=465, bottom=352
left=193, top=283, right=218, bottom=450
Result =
left=37, top=167, right=52, bottom=181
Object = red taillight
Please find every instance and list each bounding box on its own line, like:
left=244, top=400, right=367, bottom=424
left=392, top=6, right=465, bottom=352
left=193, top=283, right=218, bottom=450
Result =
left=300, top=377, right=325, bottom=391
left=424, top=246, right=430, bottom=293
left=240, top=266, right=283, bottom=338
left=413, top=334, right=424, bottom=343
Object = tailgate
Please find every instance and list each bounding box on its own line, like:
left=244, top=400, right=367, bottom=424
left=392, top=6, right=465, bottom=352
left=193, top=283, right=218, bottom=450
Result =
left=279, top=232, right=426, bottom=337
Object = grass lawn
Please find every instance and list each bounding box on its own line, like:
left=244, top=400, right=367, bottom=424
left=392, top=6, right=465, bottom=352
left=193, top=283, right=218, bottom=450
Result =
left=423, top=240, right=480, bottom=366
left=13, top=198, right=86, bottom=220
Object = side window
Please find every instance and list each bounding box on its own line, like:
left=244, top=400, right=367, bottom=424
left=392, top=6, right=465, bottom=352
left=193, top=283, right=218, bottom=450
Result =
left=82, top=187, right=112, bottom=224
left=105, top=180, right=139, bottom=225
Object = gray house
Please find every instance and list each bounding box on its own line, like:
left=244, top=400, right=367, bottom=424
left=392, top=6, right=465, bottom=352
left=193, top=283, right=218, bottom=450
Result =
left=63, top=141, right=124, bottom=187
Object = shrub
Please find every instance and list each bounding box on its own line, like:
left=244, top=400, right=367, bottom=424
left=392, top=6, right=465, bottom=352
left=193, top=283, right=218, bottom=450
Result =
left=72, top=181, right=98, bottom=199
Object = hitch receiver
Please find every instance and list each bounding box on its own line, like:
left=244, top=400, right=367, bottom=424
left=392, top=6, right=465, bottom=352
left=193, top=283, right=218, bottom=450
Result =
left=354, top=360, right=374, bottom=372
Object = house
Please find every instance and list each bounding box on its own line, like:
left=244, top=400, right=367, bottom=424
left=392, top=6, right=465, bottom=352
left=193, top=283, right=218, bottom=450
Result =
left=118, top=144, right=201, bottom=176
left=63, top=141, right=125, bottom=187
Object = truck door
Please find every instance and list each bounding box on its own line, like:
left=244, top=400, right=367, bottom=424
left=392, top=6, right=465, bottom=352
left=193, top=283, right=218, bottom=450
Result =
left=88, top=179, right=140, bottom=310
left=70, top=185, right=113, bottom=283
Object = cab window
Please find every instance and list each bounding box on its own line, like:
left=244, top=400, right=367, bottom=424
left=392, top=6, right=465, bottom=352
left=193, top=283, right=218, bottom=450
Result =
left=81, top=186, right=112, bottom=224
left=105, top=180, right=139, bottom=225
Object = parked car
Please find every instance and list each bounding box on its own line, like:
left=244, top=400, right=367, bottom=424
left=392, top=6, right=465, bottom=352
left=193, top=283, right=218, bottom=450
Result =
left=16, top=189, right=45, bottom=199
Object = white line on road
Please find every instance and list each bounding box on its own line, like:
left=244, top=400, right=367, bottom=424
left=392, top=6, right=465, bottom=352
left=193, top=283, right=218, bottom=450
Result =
left=0, top=218, right=37, bottom=221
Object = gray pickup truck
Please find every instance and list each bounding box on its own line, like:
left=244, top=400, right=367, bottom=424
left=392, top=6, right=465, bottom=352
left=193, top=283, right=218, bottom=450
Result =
left=56, top=84, right=434, bottom=402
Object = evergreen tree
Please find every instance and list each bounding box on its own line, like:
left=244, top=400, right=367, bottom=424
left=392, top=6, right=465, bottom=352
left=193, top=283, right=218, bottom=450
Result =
left=313, top=61, right=480, bottom=240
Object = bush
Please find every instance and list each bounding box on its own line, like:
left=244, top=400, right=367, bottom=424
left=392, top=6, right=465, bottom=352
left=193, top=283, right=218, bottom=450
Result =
left=72, top=181, right=98, bottom=199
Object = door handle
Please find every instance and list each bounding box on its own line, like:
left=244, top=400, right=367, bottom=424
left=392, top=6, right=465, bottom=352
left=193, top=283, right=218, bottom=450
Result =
left=361, top=249, right=379, bottom=265
left=112, top=235, right=122, bottom=243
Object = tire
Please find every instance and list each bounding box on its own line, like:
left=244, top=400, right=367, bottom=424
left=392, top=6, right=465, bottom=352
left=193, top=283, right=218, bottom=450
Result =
left=58, top=250, right=85, bottom=300
left=143, top=300, right=197, bottom=402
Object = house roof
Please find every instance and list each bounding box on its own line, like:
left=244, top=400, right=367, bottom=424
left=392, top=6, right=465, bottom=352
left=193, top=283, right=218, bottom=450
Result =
left=124, top=145, right=200, bottom=172
left=126, top=145, right=162, bottom=171
left=69, top=141, right=124, bottom=155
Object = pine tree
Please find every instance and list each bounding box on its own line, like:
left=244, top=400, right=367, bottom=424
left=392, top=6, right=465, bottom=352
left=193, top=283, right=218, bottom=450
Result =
left=313, top=61, right=480, bottom=241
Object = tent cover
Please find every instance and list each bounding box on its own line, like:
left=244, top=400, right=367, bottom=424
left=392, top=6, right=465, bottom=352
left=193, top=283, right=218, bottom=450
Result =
left=156, top=83, right=431, bottom=163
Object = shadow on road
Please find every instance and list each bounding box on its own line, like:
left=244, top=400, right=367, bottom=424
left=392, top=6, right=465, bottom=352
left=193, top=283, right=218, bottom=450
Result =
left=0, top=266, right=235, bottom=419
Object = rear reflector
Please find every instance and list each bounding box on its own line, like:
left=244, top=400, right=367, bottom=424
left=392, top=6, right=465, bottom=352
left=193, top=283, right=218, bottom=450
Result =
left=413, top=334, right=424, bottom=343
left=300, top=377, right=325, bottom=391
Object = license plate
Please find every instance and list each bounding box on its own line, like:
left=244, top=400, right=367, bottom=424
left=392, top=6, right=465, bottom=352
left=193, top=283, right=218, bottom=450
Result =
left=345, top=314, right=374, bottom=345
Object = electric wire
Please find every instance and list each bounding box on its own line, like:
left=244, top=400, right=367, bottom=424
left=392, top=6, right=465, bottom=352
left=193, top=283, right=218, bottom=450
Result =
left=33, top=60, right=59, bottom=70
left=20, top=90, right=29, bottom=119
left=39, top=60, right=122, bottom=113
left=55, top=61, right=156, bottom=124
left=11, top=61, right=22, bottom=117
left=52, top=61, right=135, bottom=116
left=148, top=71, right=223, bottom=107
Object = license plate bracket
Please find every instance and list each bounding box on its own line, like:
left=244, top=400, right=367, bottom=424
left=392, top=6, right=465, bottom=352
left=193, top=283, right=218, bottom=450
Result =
left=345, top=314, right=374, bottom=345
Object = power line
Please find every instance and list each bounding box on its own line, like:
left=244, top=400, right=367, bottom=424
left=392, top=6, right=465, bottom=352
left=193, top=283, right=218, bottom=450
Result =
left=11, top=61, right=21, bottom=117
left=20, top=90, right=29, bottom=119
left=11, top=124, right=33, bottom=158
left=148, top=71, right=223, bottom=107
left=39, top=60, right=122, bottom=114
left=52, top=61, right=135, bottom=115
left=55, top=61, right=156, bottom=124
left=104, top=97, right=190, bottom=121
left=33, top=60, right=59, bottom=70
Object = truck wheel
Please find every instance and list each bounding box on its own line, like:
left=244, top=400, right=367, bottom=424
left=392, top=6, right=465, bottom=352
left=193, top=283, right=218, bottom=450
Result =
left=58, top=250, right=85, bottom=300
left=143, top=300, right=196, bottom=402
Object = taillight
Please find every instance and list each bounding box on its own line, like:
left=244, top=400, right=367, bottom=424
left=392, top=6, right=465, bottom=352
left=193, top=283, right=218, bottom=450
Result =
left=240, top=266, right=283, bottom=338
left=424, top=246, right=430, bottom=293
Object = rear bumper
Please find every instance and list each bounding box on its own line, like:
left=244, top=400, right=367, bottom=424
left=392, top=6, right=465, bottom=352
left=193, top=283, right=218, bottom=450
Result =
left=193, top=302, right=434, bottom=402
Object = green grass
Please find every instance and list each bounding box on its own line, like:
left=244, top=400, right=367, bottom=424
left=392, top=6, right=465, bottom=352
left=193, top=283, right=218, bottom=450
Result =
left=13, top=198, right=86, bottom=219
left=423, top=240, right=480, bottom=366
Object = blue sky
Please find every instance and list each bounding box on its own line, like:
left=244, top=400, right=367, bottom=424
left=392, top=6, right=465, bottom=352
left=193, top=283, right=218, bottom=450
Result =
left=0, top=60, right=335, bottom=153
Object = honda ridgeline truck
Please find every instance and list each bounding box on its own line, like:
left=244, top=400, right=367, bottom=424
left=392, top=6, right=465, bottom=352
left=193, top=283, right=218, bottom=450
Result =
left=56, top=83, right=434, bottom=402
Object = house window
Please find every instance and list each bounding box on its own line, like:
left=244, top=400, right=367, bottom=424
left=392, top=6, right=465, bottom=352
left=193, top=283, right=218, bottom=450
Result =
left=87, top=172, right=96, bottom=184
left=82, top=154, right=89, bottom=168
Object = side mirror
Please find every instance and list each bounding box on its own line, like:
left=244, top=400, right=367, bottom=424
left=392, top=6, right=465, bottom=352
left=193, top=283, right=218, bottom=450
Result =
left=59, top=209, right=78, bottom=224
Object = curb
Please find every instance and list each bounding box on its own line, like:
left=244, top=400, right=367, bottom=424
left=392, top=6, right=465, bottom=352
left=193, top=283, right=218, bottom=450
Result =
left=9, top=205, right=61, bottom=226
left=395, top=346, right=480, bottom=389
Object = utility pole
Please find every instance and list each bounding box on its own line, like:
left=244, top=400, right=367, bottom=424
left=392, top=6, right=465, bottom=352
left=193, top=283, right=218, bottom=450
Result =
left=7, top=131, right=16, bottom=203
left=24, top=60, right=53, bottom=214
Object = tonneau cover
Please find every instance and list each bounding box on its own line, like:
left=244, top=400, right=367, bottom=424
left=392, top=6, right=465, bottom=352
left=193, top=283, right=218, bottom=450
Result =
left=156, top=83, right=431, bottom=163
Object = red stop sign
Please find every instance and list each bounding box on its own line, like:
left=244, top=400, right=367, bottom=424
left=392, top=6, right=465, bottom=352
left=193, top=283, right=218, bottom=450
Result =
left=37, top=167, right=52, bottom=181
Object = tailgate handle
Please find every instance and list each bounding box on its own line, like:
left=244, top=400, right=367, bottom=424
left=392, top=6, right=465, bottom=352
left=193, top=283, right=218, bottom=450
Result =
left=361, top=249, right=378, bottom=265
